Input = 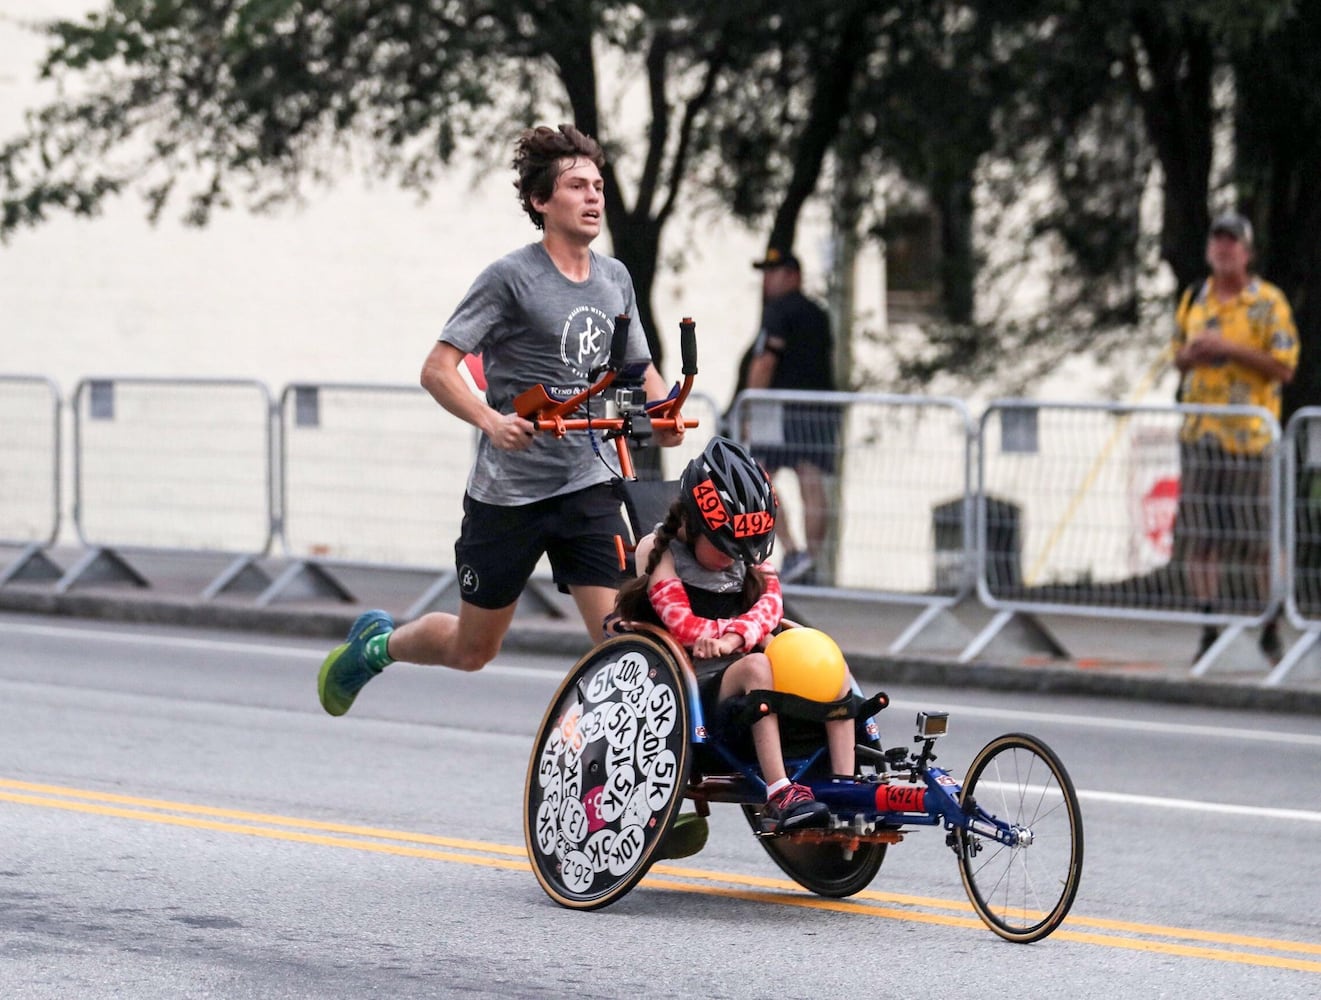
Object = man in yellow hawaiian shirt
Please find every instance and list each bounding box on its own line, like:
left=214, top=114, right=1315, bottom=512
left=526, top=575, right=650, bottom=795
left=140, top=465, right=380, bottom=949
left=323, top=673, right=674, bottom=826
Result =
left=1173, top=212, right=1298, bottom=663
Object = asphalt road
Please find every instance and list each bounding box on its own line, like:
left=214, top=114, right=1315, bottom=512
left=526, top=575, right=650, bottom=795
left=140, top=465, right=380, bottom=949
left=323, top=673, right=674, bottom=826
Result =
left=3, top=612, right=1320, bottom=998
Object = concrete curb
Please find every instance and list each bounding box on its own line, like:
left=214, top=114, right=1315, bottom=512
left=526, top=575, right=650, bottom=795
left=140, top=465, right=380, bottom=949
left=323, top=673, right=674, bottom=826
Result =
left=3, top=588, right=1319, bottom=716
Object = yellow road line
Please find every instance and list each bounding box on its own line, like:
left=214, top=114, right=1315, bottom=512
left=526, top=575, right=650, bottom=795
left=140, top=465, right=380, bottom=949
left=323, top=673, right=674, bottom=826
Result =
left=4, top=778, right=1319, bottom=972
left=0, top=789, right=528, bottom=870
left=640, top=882, right=1321, bottom=972
left=0, top=776, right=525, bottom=856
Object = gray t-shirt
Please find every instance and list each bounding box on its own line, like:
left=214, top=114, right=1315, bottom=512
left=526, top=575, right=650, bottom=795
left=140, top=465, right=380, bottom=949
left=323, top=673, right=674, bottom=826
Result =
left=440, top=243, right=652, bottom=505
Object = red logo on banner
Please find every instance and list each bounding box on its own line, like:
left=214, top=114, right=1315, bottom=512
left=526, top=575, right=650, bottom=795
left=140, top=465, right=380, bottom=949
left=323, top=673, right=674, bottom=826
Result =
left=1142, top=476, right=1180, bottom=560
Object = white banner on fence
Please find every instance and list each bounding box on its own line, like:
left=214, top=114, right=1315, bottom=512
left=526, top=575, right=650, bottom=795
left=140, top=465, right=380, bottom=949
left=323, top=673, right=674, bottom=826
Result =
left=1127, top=424, right=1180, bottom=575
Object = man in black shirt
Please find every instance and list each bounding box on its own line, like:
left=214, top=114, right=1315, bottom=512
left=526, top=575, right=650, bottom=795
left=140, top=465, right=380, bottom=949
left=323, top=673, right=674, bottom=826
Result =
left=740, top=247, right=839, bottom=584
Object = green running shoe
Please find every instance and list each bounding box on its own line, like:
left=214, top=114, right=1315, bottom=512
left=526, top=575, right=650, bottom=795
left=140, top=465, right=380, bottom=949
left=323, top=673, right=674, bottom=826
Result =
left=655, top=812, right=709, bottom=861
left=317, top=610, right=394, bottom=716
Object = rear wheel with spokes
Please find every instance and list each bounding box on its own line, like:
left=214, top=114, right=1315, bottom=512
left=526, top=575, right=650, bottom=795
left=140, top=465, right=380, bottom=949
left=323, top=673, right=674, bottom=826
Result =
left=956, top=733, right=1083, bottom=943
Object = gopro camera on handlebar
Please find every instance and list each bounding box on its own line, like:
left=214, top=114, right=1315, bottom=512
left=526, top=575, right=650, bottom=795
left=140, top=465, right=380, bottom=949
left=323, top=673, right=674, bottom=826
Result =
left=514, top=314, right=699, bottom=479
left=595, top=358, right=653, bottom=446
left=613, top=387, right=649, bottom=413
left=916, top=711, right=949, bottom=738
left=611, top=360, right=651, bottom=415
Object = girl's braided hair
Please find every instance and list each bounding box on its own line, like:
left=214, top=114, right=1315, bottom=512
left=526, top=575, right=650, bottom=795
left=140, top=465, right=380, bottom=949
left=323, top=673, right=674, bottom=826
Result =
left=614, top=499, right=767, bottom=625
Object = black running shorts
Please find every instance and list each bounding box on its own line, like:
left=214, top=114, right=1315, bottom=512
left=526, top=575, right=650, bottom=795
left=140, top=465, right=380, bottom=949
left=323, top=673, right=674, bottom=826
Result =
left=454, top=483, right=628, bottom=609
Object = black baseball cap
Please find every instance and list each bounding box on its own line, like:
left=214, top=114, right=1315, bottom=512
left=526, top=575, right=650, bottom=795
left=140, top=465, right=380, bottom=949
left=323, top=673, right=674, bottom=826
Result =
left=1210, top=212, right=1253, bottom=245
left=752, top=247, right=800, bottom=270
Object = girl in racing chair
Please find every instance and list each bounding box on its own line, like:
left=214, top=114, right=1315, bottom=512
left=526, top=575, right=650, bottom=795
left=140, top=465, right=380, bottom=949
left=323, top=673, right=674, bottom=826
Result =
left=614, top=437, right=857, bottom=834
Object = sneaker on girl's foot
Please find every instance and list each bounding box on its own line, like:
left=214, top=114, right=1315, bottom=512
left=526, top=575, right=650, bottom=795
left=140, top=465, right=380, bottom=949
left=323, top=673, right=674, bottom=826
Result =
left=761, top=782, right=830, bottom=833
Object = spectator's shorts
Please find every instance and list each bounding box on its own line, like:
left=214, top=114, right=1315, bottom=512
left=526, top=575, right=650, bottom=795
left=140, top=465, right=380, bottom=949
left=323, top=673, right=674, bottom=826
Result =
left=455, top=483, right=627, bottom=609
left=750, top=403, right=841, bottom=475
left=1175, top=438, right=1272, bottom=563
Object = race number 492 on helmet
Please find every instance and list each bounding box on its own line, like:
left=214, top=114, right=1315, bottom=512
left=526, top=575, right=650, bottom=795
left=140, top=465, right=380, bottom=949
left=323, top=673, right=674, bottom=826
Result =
left=679, top=437, right=778, bottom=564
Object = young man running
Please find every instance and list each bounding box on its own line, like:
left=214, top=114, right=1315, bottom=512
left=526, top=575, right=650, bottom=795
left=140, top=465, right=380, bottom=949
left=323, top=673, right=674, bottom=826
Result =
left=319, top=124, right=683, bottom=715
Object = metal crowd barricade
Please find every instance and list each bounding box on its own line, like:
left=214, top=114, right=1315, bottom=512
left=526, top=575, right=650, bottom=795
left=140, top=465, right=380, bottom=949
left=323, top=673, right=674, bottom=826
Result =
left=973, top=400, right=1283, bottom=675
left=273, top=382, right=472, bottom=612
left=0, top=375, right=63, bottom=584
left=66, top=377, right=276, bottom=595
left=728, top=389, right=977, bottom=653
left=1274, top=408, right=1321, bottom=686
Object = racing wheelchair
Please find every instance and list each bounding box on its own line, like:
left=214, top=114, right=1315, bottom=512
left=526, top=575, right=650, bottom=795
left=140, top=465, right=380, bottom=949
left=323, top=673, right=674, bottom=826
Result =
left=517, top=317, right=1083, bottom=943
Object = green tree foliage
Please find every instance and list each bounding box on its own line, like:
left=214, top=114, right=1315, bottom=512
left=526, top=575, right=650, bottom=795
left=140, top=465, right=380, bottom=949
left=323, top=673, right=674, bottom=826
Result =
left=3, top=0, right=1319, bottom=405
left=0, top=0, right=778, bottom=365
left=1109, top=0, right=1320, bottom=416
left=868, top=0, right=1317, bottom=405
left=1229, top=2, right=1321, bottom=415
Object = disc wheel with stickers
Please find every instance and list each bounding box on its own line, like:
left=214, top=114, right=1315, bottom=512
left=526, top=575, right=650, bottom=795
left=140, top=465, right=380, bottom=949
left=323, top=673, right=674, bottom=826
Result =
left=523, top=633, right=692, bottom=910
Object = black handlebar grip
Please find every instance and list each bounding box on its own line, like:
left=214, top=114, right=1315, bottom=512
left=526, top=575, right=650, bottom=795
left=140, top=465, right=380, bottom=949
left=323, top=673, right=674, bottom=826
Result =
left=679, top=317, right=697, bottom=375
left=609, top=314, right=630, bottom=370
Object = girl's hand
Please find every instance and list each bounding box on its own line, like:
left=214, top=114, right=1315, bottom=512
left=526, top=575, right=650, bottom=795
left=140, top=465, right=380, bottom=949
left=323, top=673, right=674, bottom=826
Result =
left=693, top=633, right=743, bottom=659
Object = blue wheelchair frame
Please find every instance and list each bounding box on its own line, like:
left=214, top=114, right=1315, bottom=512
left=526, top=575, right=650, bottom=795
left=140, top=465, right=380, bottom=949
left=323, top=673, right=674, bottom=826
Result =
left=629, top=623, right=1018, bottom=848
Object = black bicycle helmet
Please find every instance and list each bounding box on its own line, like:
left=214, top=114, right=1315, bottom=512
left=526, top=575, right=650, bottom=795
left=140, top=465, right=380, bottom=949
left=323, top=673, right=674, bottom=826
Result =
left=679, top=437, right=778, bottom=564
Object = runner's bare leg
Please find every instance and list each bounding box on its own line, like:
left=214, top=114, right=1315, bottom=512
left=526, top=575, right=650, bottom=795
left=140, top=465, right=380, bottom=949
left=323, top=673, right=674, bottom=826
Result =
left=570, top=584, right=618, bottom=640
left=385, top=603, right=519, bottom=672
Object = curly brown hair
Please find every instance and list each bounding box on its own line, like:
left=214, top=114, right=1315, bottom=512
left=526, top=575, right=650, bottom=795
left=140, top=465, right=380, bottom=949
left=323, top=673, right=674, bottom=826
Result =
left=614, top=499, right=768, bottom=625
left=512, top=124, right=606, bottom=230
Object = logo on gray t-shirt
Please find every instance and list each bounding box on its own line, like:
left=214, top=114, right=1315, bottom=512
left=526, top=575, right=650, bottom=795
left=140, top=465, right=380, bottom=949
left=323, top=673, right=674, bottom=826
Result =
left=562, top=305, right=612, bottom=376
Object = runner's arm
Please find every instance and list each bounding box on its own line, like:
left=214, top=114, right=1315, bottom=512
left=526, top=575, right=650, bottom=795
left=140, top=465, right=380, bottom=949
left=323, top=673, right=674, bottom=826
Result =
left=420, top=340, right=534, bottom=451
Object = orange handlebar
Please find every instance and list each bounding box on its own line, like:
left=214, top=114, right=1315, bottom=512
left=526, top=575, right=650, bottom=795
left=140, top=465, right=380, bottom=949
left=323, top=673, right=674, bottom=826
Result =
left=514, top=316, right=700, bottom=480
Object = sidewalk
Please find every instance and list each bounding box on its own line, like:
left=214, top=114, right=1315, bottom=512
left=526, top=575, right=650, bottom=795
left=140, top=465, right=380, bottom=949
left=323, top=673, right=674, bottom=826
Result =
left=3, top=545, right=1320, bottom=716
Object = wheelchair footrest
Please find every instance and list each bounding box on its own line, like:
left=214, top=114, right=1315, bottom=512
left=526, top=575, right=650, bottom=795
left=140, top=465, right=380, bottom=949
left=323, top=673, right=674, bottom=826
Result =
left=777, top=827, right=907, bottom=847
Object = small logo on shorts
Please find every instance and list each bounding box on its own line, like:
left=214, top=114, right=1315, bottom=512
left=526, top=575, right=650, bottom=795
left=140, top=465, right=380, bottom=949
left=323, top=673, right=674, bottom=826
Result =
left=459, top=565, right=479, bottom=594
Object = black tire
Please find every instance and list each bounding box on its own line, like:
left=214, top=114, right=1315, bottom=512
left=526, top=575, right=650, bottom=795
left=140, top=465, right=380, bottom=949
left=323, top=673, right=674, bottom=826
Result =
left=740, top=805, right=887, bottom=897
left=956, top=733, right=1084, bottom=943
left=524, top=634, right=691, bottom=910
